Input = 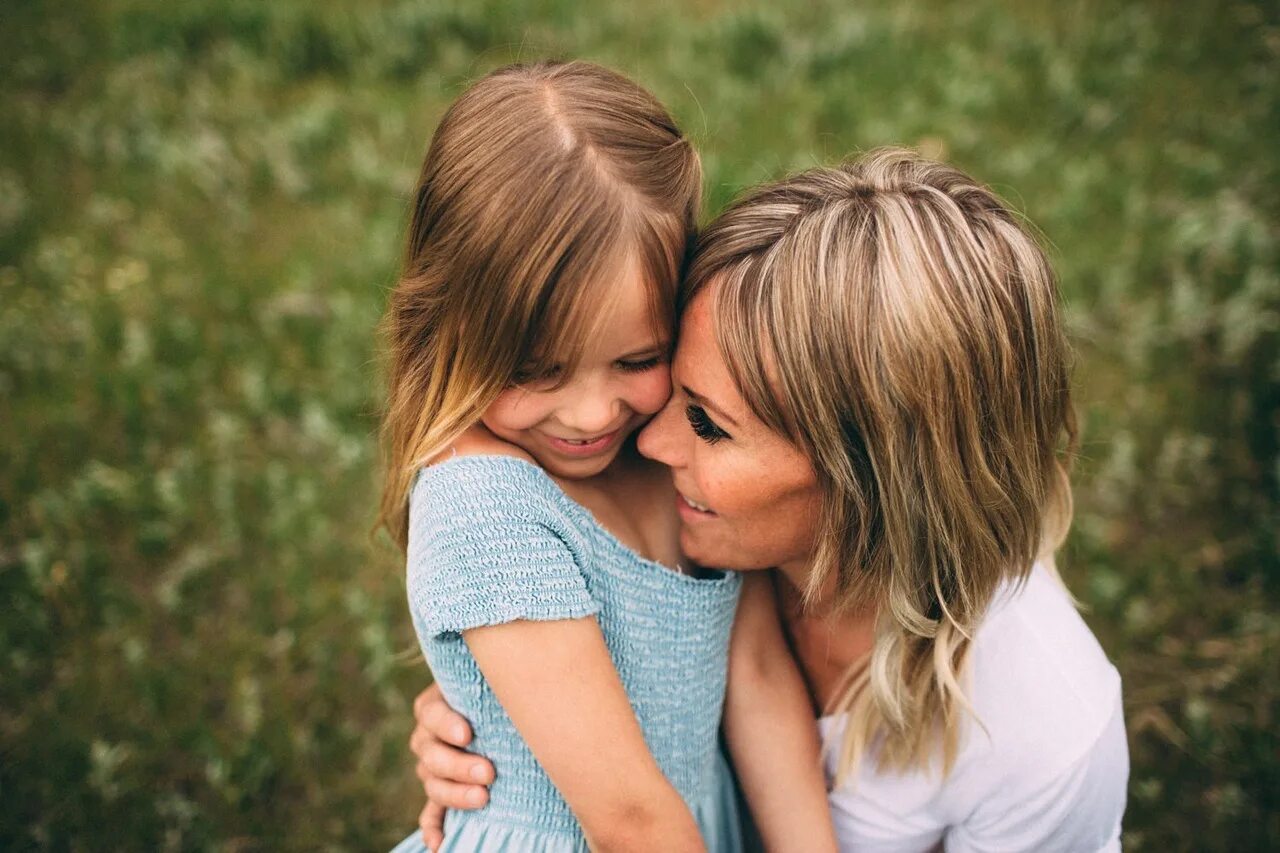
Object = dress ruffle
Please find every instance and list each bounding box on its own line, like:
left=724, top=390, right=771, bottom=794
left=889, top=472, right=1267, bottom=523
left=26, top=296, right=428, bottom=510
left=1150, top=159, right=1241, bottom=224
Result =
left=391, top=749, right=744, bottom=852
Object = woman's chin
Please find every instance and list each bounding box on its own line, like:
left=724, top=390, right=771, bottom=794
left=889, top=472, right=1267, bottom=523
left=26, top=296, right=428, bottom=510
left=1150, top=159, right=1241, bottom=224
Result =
left=679, top=529, right=730, bottom=570
left=680, top=529, right=779, bottom=574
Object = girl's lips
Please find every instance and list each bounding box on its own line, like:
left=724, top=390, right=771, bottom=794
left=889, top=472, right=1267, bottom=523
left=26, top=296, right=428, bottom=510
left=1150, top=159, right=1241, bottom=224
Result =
left=677, top=492, right=716, bottom=521
left=545, top=428, right=622, bottom=458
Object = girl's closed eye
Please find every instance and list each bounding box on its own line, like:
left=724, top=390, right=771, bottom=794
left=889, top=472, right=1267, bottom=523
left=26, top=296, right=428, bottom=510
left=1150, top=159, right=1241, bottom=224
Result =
left=511, top=364, right=564, bottom=388
left=685, top=404, right=731, bottom=443
left=616, top=355, right=663, bottom=374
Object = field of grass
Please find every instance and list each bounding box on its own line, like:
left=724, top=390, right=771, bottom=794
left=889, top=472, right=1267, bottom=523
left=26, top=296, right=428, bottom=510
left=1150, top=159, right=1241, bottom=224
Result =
left=2, top=0, right=1276, bottom=849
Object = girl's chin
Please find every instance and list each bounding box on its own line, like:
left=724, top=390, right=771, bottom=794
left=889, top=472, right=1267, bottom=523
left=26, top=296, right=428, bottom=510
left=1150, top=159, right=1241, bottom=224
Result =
left=531, top=447, right=620, bottom=480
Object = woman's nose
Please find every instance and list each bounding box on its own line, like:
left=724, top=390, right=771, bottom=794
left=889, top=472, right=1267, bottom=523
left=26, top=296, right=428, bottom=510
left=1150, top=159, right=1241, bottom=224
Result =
left=637, top=397, right=683, bottom=466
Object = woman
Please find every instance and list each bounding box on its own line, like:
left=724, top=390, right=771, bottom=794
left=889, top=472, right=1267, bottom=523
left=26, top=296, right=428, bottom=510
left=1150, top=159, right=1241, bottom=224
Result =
left=407, top=149, right=1129, bottom=852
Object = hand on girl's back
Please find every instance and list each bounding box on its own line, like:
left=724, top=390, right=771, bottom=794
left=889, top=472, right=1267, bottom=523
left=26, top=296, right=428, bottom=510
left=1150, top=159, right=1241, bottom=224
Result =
left=410, top=685, right=494, bottom=846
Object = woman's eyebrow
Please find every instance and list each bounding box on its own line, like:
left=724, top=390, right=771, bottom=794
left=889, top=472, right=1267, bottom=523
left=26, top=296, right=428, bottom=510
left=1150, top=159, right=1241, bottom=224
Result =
left=681, top=385, right=740, bottom=428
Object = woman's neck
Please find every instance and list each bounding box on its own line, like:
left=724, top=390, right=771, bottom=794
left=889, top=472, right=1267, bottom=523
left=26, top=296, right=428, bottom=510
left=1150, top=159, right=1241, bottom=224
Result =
left=774, top=559, right=836, bottom=614
left=773, top=562, right=877, bottom=714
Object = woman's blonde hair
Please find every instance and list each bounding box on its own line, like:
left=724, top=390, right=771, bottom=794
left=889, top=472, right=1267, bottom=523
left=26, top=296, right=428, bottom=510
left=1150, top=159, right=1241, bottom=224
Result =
left=686, top=148, right=1077, bottom=780
left=376, top=60, right=701, bottom=549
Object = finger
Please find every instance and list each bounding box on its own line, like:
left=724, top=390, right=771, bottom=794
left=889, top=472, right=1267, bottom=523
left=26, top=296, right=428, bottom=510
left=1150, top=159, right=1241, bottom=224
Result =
left=422, top=741, right=495, bottom=785
left=425, top=776, right=489, bottom=811
left=420, top=701, right=473, bottom=748
left=413, top=684, right=441, bottom=723
left=419, top=801, right=445, bottom=850
left=409, top=724, right=429, bottom=759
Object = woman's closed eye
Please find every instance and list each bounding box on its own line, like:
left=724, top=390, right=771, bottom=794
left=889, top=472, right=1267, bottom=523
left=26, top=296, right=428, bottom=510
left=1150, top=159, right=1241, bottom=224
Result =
left=685, top=404, right=731, bottom=443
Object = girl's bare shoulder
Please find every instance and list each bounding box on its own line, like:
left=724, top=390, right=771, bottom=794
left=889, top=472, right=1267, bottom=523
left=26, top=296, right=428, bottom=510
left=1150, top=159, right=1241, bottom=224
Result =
left=433, top=426, right=537, bottom=466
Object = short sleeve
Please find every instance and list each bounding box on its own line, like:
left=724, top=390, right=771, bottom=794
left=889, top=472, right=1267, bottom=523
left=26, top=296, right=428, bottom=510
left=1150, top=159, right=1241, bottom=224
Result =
left=946, top=695, right=1129, bottom=853
left=405, top=456, right=600, bottom=639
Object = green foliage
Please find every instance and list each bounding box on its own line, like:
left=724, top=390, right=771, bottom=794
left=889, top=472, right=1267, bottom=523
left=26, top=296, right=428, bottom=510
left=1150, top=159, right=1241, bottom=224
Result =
left=2, top=0, right=1276, bottom=849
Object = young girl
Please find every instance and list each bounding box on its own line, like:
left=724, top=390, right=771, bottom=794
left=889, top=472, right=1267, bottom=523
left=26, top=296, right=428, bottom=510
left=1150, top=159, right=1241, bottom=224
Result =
left=378, top=61, right=837, bottom=852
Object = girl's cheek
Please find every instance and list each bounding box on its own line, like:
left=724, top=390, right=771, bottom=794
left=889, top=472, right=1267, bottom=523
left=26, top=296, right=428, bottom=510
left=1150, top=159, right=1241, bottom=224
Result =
left=483, top=388, right=552, bottom=432
left=627, top=369, right=672, bottom=416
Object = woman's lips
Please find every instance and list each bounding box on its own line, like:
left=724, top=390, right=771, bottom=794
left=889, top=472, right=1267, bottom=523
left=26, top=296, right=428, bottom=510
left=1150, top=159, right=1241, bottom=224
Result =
left=677, top=492, right=716, bottom=521
left=545, top=428, right=622, bottom=458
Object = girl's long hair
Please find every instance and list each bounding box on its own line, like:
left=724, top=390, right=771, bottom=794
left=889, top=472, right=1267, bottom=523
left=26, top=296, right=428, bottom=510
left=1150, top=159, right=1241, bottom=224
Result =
left=686, top=148, right=1077, bottom=780
left=376, top=60, right=701, bottom=550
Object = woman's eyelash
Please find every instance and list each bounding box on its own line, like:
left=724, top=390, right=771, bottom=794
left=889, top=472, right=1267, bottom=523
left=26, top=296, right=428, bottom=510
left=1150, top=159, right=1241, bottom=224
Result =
left=685, top=404, right=730, bottom=443
left=617, top=356, right=662, bottom=373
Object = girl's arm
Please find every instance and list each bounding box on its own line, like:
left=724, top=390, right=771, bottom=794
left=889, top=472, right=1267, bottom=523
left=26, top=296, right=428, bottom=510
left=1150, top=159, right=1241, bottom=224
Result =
left=464, top=616, right=706, bottom=852
left=723, top=572, right=839, bottom=852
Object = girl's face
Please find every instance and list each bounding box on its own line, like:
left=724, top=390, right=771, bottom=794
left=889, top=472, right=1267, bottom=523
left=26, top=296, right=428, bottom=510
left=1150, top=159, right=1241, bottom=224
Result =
left=481, top=254, right=672, bottom=480
left=637, top=285, right=823, bottom=575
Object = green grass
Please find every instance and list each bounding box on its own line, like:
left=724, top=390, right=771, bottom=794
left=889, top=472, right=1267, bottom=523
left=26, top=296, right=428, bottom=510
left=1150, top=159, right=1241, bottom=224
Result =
left=1, top=0, right=1277, bottom=849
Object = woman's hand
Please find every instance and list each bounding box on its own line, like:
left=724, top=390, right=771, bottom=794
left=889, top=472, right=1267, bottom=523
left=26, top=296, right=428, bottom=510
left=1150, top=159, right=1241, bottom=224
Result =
left=409, top=684, right=495, bottom=849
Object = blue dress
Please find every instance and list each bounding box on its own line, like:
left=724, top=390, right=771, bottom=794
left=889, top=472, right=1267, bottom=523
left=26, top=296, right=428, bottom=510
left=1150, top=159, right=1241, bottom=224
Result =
left=391, top=454, right=745, bottom=852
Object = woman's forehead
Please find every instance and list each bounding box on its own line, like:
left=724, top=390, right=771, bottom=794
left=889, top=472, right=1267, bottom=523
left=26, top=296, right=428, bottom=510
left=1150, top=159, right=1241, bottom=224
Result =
left=679, top=279, right=804, bottom=447
left=674, top=289, right=718, bottom=367
left=675, top=290, right=750, bottom=422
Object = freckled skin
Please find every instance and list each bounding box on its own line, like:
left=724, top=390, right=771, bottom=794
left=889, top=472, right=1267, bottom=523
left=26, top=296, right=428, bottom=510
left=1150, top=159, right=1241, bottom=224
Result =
left=637, top=285, right=872, bottom=711
left=636, top=287, right=823, bottom=576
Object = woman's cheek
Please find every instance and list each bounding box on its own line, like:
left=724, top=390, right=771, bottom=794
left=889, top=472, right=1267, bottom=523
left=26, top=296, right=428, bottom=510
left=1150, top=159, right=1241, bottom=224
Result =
left=700, top=462, right=741, bottom=520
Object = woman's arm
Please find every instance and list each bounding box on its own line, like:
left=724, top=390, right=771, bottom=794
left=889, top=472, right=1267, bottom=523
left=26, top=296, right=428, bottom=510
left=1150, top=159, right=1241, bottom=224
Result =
left=465, top=616, right=706, bottom=852
left=723, top=572, right=839, bottom=852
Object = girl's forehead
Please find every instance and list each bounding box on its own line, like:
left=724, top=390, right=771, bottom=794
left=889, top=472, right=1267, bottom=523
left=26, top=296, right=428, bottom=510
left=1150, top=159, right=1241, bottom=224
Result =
left=538, top=254, right=671, bottom=365
left=596, top=256, right=664, bottom=332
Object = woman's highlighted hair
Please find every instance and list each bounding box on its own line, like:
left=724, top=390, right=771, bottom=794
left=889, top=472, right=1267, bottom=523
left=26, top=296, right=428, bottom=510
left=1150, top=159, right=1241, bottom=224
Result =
left=377, top=61, right=701, bottom=549
left=685, top=148, right=1077, bottom=780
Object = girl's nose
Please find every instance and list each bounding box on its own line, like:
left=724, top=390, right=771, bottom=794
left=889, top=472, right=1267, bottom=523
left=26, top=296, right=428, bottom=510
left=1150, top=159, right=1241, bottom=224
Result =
left=560, top=387, right=622, bottom=436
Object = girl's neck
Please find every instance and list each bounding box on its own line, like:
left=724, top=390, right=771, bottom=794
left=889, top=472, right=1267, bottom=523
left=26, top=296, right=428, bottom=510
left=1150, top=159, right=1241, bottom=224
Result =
left=554, top=438, right=683, bottom=571
left=592, top=435, right=648, bottom=481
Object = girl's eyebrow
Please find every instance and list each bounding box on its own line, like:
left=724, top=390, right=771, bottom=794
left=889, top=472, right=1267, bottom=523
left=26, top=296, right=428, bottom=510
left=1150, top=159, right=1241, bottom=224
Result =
left=681, top=385, right=740, bottom=428
left=616, top=341, right=670, bottom=360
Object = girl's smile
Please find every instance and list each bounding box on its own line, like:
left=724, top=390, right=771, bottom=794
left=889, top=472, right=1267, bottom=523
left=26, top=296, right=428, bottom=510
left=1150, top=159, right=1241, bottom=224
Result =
left=542, top=427, right=624, bottom=457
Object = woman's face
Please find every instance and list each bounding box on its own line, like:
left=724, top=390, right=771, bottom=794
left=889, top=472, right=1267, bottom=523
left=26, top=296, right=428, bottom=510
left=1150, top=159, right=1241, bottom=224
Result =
left=637, top=285, right=822, bottom=574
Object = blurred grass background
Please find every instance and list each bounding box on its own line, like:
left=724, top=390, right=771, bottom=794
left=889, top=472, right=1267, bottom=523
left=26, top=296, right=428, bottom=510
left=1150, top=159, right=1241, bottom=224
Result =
left=1, top=0, right=1276, bottom=849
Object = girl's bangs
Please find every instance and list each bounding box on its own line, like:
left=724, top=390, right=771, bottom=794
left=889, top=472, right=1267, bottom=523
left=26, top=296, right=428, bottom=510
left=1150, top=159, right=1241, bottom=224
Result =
left=520, top=206, right=682, bottom=386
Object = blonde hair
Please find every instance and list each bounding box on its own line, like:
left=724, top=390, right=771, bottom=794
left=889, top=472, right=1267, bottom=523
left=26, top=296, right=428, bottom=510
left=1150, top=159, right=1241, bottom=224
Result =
left=686, top=148, right=1077, bottom=780
left=376, top=60, right=701, bottom=549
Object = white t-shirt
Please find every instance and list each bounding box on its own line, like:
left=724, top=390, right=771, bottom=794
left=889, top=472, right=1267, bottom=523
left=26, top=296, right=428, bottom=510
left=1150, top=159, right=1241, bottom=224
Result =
left=819, top=560, right=1128, bottom=853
